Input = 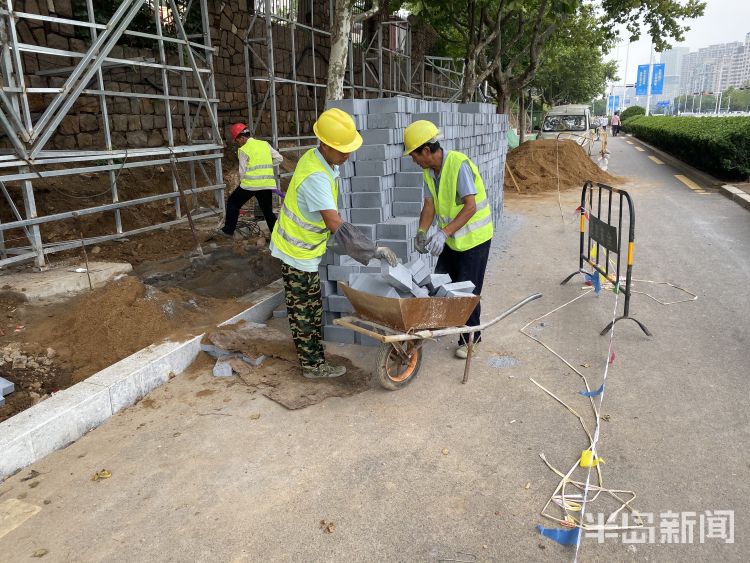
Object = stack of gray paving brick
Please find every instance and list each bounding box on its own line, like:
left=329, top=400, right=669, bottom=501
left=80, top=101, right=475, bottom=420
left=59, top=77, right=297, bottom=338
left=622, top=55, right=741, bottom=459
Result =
left=320, top=96, right=508, bottom=345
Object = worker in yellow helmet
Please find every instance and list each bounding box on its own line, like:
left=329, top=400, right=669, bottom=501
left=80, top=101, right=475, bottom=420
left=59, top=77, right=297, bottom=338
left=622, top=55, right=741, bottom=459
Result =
left=403, top=120, right=494, bottom=359
left=270, top=108, right=399, bottom=379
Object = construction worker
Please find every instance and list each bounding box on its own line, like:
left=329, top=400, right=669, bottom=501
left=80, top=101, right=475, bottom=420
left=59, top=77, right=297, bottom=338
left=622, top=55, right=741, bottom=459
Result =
left=217, top=123, right=283, bottom=238
left=403, top=120, right=494, bottom=359
left=270, top=108, right=399, bottom=379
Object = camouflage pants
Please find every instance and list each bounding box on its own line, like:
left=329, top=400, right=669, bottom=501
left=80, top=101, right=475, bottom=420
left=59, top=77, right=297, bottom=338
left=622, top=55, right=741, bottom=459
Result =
left=281, top=263, right=324, bottom=370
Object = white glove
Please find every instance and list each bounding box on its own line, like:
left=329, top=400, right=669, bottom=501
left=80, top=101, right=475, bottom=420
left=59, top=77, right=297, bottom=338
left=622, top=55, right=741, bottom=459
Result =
left=374, top=246, right=399, bottom=266
left=426, top=230, right=447, bottom=256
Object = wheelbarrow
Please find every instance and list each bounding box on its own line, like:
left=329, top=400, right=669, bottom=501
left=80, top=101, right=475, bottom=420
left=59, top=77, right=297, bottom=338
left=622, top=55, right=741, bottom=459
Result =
left=333, top=284, right=542, bottom=390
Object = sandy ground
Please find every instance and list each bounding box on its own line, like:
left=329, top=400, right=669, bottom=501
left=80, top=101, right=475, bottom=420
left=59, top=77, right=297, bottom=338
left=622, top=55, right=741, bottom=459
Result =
left=0, top=136, right=748, bottom=561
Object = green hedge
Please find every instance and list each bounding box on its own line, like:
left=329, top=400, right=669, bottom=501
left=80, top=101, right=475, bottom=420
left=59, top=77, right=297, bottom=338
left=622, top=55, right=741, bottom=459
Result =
left=620, top=105, right=645, bottom=122
left=622, top=115, right=750, bottom=180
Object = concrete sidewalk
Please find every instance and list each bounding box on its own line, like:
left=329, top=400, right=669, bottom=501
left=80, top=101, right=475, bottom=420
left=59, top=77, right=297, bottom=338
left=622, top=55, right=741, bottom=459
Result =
left=0, top=138, right=748, bottom=561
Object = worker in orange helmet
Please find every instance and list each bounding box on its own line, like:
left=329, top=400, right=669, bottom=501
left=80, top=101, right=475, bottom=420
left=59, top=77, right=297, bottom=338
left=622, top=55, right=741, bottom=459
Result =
left=217, top=123, right=283, bottom=239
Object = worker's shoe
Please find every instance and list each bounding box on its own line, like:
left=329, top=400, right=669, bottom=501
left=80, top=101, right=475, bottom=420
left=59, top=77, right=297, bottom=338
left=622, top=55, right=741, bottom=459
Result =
left=455, top=342, right=480, bottom=359
left=302, top=363, right=346, bottom=379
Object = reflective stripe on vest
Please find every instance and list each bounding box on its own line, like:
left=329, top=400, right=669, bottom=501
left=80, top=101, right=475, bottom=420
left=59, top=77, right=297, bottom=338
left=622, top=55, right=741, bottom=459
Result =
left=423, top=151, right=493, bottom=251
left=239, top=139, right=276, bottom=190
left=270, top=148, right=338, bottom=260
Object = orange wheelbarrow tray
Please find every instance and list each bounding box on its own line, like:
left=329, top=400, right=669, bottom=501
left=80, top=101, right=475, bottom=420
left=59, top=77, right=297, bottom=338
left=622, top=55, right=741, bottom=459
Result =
left=333, top=284, right=542, bottom=390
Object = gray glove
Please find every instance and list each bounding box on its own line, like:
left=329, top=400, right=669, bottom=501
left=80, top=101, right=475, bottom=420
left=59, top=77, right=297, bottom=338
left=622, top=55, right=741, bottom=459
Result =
left=374, top=246, right=399, bottom=267
left=426, top=229, right=447, bottom=256
left=415, top=229, right=428, bottom=254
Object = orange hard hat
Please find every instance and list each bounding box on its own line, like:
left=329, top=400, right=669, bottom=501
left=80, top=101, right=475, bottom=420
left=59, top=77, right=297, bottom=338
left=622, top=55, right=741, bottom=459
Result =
left=230, top=123, right=250, bottom=140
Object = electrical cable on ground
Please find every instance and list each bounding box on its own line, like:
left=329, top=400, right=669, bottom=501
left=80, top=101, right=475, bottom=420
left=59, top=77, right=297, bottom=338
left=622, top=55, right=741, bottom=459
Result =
left=521, top=269, right=697, bottom=556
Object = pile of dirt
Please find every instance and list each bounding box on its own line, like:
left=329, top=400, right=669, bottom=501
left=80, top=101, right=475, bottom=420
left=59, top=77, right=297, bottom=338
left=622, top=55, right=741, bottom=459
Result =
left=504, top=139, right=619, bottom=193
left=15, top=276, right=245, bottom=385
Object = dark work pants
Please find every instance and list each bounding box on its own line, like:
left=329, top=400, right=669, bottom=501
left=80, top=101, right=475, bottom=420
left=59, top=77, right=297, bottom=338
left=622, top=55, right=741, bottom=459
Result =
left=612, top=125, right=620, bottom=136
left=222, top=187, right=276, bottom=234
left=435, top=239, right=491, bottom=345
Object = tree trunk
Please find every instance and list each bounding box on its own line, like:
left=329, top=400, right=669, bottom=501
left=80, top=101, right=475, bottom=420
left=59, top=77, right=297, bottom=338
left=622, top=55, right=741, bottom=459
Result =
left=461, top=58, right=478, bottom=102
left=326, top=0, right=353, bottom=101
left=519, top=91, right=526, bottom=144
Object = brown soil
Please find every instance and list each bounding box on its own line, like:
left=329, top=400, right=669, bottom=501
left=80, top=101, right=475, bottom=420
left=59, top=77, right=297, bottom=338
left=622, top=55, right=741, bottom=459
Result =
left=14, top=276, right=244, bottom=382
left=504, top=139, right=619, bottom=194
left=0, top=240, right=281, bottom=422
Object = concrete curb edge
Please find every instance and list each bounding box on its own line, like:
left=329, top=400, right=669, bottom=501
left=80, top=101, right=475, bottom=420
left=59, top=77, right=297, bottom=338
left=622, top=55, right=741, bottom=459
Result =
left=719, top=185, right=750, bottom=211
left=0, top=279, right=285, bottom=478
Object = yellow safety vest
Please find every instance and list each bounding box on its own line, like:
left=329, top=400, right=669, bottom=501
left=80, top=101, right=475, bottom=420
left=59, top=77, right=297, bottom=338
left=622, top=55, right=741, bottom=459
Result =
left=239, top=138, right=276, bottom=190
left=270, top=149, right=338, bottom=260
left=424, top=151, right=493, bottom=251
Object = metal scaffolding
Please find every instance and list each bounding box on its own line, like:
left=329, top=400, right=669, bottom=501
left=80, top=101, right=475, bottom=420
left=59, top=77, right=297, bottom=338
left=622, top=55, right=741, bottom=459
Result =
left=244, top=0, right=469, bottom=179
left=0, top=0, right=224, bottom=269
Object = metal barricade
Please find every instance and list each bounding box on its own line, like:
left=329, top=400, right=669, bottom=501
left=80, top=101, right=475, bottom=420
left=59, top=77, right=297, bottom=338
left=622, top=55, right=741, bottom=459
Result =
left=561, top=181, right=651, bottom=336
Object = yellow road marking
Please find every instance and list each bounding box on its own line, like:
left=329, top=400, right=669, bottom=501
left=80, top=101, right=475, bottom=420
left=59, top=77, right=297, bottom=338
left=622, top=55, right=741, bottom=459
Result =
left=634, top=146, right=645, bottom=152
left=648, top=156, right=664, bottom=164
left=674, top=174, right=706, bottom=192
left=626, top=140, right=634, bottom=145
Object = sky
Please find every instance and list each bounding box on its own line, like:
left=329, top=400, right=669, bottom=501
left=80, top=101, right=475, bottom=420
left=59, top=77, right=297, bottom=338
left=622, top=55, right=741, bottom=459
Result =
left=608, top=0, right=750, bottom=88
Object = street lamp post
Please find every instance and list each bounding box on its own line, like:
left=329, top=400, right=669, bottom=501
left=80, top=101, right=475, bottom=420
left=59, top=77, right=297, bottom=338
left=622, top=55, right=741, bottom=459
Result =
left=645, top=44, right=654, bottom=116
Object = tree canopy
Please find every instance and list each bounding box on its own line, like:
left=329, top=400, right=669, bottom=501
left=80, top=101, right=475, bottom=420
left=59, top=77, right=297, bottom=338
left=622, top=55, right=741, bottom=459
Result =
left=405, top=0, right=705, bottom=110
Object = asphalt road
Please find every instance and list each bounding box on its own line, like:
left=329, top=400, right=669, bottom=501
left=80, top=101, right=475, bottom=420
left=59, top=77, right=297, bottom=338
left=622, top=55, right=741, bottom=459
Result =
left=0, top=136, right=748, bottom=562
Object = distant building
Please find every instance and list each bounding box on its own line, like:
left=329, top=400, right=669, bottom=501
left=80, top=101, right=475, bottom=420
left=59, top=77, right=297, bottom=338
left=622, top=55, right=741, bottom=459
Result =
left=679, top=33, right=750, bottom=95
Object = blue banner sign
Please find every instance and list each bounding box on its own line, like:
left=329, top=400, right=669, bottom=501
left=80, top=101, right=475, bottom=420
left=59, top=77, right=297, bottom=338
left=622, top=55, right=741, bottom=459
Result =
left=636, top=64, right=650, bottom=96
left=636, top=63, right=665, bottom=96
left=656, top=100, right=670, bottom=108
left=651, top=64, right=665, bottom=95
left=608, top=95, right=620, bottom=112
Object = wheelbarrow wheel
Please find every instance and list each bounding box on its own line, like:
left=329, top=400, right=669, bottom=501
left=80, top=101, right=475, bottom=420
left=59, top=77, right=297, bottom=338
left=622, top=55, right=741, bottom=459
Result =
left=375, top=341, right=423, bottom=391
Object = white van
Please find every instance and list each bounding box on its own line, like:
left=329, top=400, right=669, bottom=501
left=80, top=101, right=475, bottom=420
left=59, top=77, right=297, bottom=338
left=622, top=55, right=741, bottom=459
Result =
left=537, top=104, right=597, bottom=153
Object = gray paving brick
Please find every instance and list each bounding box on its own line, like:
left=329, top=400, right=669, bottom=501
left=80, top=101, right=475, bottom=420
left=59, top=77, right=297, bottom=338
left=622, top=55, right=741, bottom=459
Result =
left=352, top=176, right=384, bottom=192
left=327, top=265, right=359, bottom=281
left=350, top=208, right=383, bottom=224
left=392, top=201, right=422, bottom=217
left=426, top=273, right=452, bottom=291
left=355, top=160, right=396, bottom=176
left=324, top=325, right=356, bottom=344
left=367, top=112, right=409, bottom=129
left=410, top=284, right=430, bottom=297
left=351, top=192, right=386, bottom=208
left=325, top=98, right=368, bottom=115
left=395, top=172, right=423, bottom=187
left=367, top=96, right=408, bottom=113
left=327, top=294, right=354, bottom=313
left=376, top=239, right=410, bottom=262
left=352, top=223, right=376, bottom=240
left=361, top=129, right=395, bottom=145
left=357, top=144, right=401, bottom=161
left=394, top=187, right=423, bottom=202
left=356, top=332, right=382, bottom=347
left=349, top=274, right=400, bottom=298
left=399, top=157, right=422, bottom=172
left=381, top=263, right=412, bottom=292
left=0, top=376, right=14, bottom=396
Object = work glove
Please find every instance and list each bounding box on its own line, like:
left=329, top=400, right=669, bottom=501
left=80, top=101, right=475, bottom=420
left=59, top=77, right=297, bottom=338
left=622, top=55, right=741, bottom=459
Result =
left=374, top=246, right=399, bottom=267
left=415, top=229, right=428, bottom=254
left=426, top=229, right=447, bottom=257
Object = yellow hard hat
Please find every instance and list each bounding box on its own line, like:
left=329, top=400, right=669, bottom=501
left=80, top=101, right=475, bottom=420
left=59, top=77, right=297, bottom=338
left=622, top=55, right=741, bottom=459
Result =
left=313, top=108, right=363, bottom=153
left=403, top=120, right=440, bottom=155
